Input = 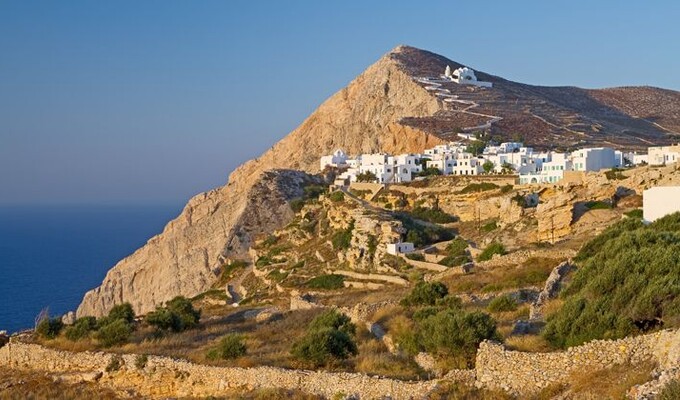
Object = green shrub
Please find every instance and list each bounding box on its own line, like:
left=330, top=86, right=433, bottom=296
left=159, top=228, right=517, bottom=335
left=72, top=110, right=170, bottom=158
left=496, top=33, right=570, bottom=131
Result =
left=585, top=200, right=612, bottom=210
left=410, top=207, right=456, bottom=224
left=544, top=213, right=680, bottom=348
left=395, top=213, right=454, bottom=247
left=659, top=379, right=680, bottom=400
left=401, top=281, right=449, bottom=306
left=500, top=184, right=513, bottom=193
left=105, top=355, right=123, bottom=372
left=406, top=253, right=425, bottom=261
left=291, top=310, right=357, bottom=367
left=146, top=296, right=200, bottom=333
left=64, top=316, right=97, bottom=341
left=96, top=318, right=132, bottom=347
left=396, top=308, right=499, bottom=367
left=487, top=295, right=518, bottom=312
left=481, top=220, right=498, bottom=233
left=331, top=222, right=354, bottom=250
left=418, top=167, right=442, bottom=177
left=355, top=171, right=377, bottom=183
left=289, top=198, right=305, bottom=213
left=605, top=168, right=626, bottom=180
left=625, top=209, right=643, bottom=219
left=98, top=303, right=135, bottom=328
left=134, top=354, right=148, bottom=369
left=303, top=185, right=326, bottom=200
left=307, top=274, right=345, bottom=290
left=207, top=333, right=247, bottom=360
left=458, top=182, right=499, bottom=194
left=36, top=317, right=64, bottom=339
left=328, top=191, right=345, bottom=202
left=477, top=242, right=507, bottom=261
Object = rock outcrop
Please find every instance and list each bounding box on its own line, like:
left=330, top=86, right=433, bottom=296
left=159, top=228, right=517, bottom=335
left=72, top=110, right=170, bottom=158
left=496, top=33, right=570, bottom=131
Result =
left=78, top=46, right=445, bottom=317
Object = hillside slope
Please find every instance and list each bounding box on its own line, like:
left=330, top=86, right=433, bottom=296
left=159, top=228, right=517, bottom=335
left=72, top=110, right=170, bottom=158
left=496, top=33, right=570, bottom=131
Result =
left=78, top=45, right=680, bottom=317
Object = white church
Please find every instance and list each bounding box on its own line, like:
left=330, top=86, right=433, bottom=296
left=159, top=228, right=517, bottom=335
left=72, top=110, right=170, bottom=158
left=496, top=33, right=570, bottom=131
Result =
left=444, top=65, right=492, bottom=88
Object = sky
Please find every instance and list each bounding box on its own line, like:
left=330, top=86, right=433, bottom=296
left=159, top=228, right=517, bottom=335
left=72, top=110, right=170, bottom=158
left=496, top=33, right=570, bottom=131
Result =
left=1, top=0, right=679, bottom=205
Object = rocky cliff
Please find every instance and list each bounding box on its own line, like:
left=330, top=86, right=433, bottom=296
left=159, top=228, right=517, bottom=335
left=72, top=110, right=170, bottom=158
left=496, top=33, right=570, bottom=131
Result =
left=77, top=46, right=446, bottom=317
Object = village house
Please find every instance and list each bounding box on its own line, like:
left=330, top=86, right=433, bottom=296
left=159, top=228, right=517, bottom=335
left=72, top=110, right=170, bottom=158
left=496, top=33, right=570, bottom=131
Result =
left=648, top=145, right=680, bottom=166
left=386, top=242, right=415, bottom=255
left=643, top=186, right=680, bottom=223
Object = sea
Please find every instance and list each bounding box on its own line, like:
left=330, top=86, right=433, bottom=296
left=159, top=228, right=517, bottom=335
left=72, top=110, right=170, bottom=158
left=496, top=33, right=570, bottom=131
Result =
left=0, top=204, right=182, bottom=333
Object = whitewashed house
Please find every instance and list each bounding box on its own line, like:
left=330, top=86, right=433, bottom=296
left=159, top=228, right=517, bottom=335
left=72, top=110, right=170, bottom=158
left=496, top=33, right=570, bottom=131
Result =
left=452, top=153, right=484, bottom=176
left=648, top=145, right=680, bottom=166
left=643, top=186, right=680, bottom=223
left=425, top=153, right=456, bottom=175
left=571, top=147, right=618, bottom=172
left=519, top=153, right=571, bottom=184
left=387, top=242, right=415, bottom=255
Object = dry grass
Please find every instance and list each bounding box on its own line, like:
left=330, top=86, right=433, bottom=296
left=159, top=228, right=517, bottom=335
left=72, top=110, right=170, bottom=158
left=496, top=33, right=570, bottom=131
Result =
left=428, top=382, right=513, bottom=400
left=504, top=334, right=554, bottom=353
left=567, top=361, right=656, bottom=399
left=353, top=332, right=425, bottom=380
left=0, top=368, right=131, bottom=400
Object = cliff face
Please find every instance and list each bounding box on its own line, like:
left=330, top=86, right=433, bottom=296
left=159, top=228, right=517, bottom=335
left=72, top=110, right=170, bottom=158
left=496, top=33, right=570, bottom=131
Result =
left=77, top=46, right=445, bottom=317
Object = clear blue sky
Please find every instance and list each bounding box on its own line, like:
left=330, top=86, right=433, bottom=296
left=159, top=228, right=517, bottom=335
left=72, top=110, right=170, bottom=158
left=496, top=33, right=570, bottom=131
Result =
left=1, top=0, right=678, bottom=205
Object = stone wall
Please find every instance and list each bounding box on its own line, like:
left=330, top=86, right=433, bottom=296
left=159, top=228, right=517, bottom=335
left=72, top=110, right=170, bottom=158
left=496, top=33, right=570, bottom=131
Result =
left=0, top=341, right=439, bottom=399
left=475, top=329, right=680, bottom=396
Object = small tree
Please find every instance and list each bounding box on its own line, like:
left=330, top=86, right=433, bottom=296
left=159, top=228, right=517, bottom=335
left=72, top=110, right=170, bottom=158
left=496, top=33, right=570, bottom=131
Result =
left=146, top=296, right=200, bottom=333
left=207, top=333, right=247, bottom=360
left=96, top=318, right=132, bottom=347
left=291, top=309, right=357, bottom=367
left=36, top=317, right=64, bottom=339
left=401, top=281, right=449, bottom=306
left=482, top=160, right=495, bottom=174
left=466, top=140, right=486, bottom=156
left=500, top=162, right=515, bottom=175
left=65, top=316, right=97, bottom=341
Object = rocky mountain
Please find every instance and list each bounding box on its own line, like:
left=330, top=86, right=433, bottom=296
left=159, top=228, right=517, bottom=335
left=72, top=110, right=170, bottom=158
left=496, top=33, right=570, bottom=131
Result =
left=78, top=45, right=680, bottom=317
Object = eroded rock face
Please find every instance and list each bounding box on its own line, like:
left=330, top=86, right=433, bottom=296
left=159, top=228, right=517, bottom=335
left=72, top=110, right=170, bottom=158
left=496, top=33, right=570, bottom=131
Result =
left=77, top=47, right=445, bottom=317
left=77, top=170, right=321, bottom=317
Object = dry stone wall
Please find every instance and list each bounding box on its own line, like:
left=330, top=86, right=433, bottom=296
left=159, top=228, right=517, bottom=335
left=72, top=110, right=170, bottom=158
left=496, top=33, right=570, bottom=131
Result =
left=475, top=329, right=680, bottom=396
left=0, top=341, right=439, bottom=399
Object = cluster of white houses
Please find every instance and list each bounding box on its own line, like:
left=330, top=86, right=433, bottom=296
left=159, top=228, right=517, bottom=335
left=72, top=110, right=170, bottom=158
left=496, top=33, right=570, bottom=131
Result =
left=321, top=143, right=680, bottom=186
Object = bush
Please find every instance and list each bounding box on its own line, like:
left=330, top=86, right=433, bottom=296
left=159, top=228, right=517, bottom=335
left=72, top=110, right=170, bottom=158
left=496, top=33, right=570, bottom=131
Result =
left=405, top=253, right=425, bottom=261
left=96, top=318, right=132, bottom=347
left=328, top=191, right=345, bottom=202
left=418, top=167, right=442, bottom=177
left=458, top=183, right=499, bottom=194
left=146, top=296, right=201, bottom=333
left=105, top=355, right=123, bottom=372
left=289, top=198, right=305, bottom=213
left=291, top=309, right=357, bottom=367
left=98, top=303, right=135, bottom=328
left=659, top=379, right=680, bottom=400
left=477, top=242, right=507, bottom=261
left=481, top=220, right=498, bottom=233
left=331, top=221, right=354, bottom=250
left=64, top=316, right=97, bottom=341
left=487, top=295, right=518, bottom=312
left=134, top=354, right=148, bottom=369
left=395, top=213, right=454, bottom=247
left=605, top=168, right=626, bottom=180
left=397, top=308, right=499, bottom=367
left=307, top=274, right=345, bottom=290
left=401, top=281, right=449, bottom=306
left=544, top=213, right=680, bottom=348
left=207, top=333, right=247, bottom=360
left=410, top=207, right=456, bottom=224
left=355, top=171, right=377, bottom=183
left=585, top=200, right=612, bottom=210
left=36, top=318, right=64, bottom=339
left=438, top=238, right=471, bottom=267
left=625, top=209, right=643, bottom=219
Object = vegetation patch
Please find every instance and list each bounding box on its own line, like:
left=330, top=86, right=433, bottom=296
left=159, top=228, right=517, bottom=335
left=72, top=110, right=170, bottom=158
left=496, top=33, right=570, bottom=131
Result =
left=481, top=220, right=498, bottom=233
left=438, top=237, right=471, bottom=267
left=477, top=242, right=507, bottom=261
left=394, top=213, right=454, bottom=247
left=409, top=206, right=456, bottom=224
left=584, top=200, right=612, bottom=210
left=331, top=221, right=354, bottom=250
left=291, top=309, right=357, bottom=367
left=307, top=274, right=345, bottom=290
left=605, top=168, right=626, bottom=180
left=207, top=333, right=247, bottom=360
left=487, top=295, right=518, bottom=313
left=405, top=253, right=425, bottom=261
left=544, top=214, right=680, bottom=348
left=145, top=296, right=201, bottom=333
left=625, top=208, right=643, bottom=219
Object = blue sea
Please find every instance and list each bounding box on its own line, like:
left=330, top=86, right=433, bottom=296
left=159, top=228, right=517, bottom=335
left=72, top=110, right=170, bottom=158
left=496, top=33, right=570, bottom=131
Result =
left=0, top=204, right=181, bottom=333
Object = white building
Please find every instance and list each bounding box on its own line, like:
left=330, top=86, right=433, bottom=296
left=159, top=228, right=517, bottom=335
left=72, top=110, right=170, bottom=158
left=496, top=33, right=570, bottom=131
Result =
left=648, top=145, right=680, bottom=166
left=320, top=149, right=349, bottom=170
left=643, top=186, right=680, bottom=223
left=444, top=65, right=493, bottom=88
left=519, top=153, right=571, bottom=184
left=452, top=154, right=484, bottom=176
left=387, top=242, right=415, bottom=255
left=571, top=147, right=618, bottom=172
